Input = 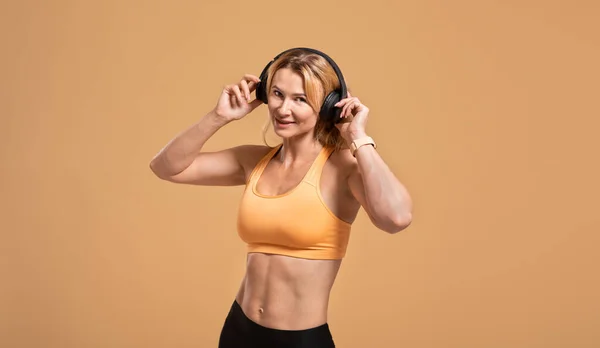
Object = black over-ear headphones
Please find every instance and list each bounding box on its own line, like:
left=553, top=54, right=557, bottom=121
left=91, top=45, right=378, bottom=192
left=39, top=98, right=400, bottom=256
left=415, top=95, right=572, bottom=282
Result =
left=255, top=47, right=348, bottom=125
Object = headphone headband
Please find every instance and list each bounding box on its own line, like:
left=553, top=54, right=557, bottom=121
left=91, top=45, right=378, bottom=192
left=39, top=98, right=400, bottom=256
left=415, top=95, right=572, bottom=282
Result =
left=266, top=47, right=347, bottom=100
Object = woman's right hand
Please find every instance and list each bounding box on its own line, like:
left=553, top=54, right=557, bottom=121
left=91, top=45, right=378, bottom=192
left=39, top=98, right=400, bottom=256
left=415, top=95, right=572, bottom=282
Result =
left=213, top=74, right=263, bottom=123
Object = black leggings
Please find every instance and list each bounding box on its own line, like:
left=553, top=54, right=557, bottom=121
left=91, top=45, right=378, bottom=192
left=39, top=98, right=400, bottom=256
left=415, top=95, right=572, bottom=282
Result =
left=218, top=300, right=336, bottom=348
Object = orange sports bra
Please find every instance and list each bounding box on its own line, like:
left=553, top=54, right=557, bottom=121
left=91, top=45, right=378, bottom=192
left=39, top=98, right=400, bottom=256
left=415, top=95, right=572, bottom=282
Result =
left=236, top=144, right=352, bottom=260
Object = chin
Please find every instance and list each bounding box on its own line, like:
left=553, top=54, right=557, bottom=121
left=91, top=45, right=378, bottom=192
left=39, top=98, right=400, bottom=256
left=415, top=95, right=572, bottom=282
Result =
left=272, top=127, right=295, bottom=139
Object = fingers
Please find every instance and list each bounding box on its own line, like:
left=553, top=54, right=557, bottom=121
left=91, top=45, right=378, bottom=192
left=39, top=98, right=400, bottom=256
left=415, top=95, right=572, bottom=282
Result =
left=229, top=93, right=240, bottom=109
left=223, top=74, right=262, bottom=110
left=243, top=74, right=261, bottom=83
left=335, top=97, right=361, bottom=118
left=247, top=79, right=259, bottom=92
left=335, top=96, right=359, bottom=108
left=242, top=74, right=261, bottom=94
left=234, top=74, right=262, bottom=104
left=240, top=79, right=251, bottom=101
left=242, top=76, right=264, bottom=111
left=232, top=85, right=244, bottom=107
left=342, top=99, right=357, bottom=118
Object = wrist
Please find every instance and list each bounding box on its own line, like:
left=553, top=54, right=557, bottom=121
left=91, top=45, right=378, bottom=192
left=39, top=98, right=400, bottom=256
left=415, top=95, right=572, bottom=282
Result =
left=349, top=135, right=377, bottom=157
left=205, top=110, right=231, bottom=128
left=348, top=129, right=368, bottom=141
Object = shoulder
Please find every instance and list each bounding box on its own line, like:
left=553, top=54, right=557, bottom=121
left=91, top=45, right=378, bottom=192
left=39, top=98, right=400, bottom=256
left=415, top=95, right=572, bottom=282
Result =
left=328, top=146, right=359, bottom=179
left=234, top=143, right=278, bottom=174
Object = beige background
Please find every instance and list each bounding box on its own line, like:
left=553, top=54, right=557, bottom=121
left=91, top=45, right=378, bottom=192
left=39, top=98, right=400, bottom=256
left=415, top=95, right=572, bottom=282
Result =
left=2, top=1, right=599, bottom=347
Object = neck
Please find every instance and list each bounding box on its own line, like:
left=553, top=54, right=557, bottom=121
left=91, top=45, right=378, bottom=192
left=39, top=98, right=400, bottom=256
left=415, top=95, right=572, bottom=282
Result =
left=278, top=135, right=323, bottom=166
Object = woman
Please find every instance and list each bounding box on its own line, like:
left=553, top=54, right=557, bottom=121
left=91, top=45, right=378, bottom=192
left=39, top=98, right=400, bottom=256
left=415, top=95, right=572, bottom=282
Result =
left=149, top=48, right=413, bottom=347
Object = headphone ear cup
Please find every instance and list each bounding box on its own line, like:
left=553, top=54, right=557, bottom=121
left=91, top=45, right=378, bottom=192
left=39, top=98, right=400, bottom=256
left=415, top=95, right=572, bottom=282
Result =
left=255, top=77, right=268, bottom=104
left=255, top=63, right=272, bottom=104
left=320, top=90, right=343, bottom=124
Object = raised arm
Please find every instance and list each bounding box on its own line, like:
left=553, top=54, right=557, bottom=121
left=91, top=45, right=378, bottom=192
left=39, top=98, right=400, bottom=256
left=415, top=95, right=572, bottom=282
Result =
left=335, top=92, right=413, bottom=234
left=149, top=74, right=263, bottom=186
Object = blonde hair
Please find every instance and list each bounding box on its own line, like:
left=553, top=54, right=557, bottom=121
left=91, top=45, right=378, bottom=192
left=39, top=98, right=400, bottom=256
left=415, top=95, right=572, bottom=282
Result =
left=261, top=48, right=347, bottom=151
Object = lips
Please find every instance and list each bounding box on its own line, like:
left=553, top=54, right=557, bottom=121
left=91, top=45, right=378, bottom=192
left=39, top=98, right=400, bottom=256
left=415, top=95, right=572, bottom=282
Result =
left=275, top=119, right=295, bottom=125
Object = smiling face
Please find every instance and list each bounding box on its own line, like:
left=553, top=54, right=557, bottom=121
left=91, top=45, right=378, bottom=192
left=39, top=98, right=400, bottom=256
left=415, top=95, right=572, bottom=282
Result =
left=260, top=48, right=347, bottom=150
left=267, top=68, right=319, bottom=139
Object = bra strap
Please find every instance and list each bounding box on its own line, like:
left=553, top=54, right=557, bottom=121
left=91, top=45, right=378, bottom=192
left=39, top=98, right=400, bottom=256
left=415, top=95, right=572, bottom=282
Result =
left=304, top=146, right=334, bottom=186
left=247, top=144, right=282, bottom=186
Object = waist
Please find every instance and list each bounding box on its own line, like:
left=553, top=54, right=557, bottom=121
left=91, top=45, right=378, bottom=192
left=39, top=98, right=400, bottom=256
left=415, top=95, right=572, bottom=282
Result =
left=235, top=252, right=342, bottom=330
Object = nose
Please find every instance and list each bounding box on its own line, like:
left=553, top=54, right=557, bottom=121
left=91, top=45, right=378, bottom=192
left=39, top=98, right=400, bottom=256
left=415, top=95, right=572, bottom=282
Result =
left=278, top=98, right=292, bottom=116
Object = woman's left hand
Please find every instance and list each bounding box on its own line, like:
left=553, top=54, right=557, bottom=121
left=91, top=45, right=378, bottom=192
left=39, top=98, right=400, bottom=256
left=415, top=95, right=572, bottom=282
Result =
left=334, top=92, right=370, bottom=142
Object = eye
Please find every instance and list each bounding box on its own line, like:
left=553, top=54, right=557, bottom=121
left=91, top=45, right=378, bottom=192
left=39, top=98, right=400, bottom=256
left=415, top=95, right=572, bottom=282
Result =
left=296, top=97, right=307, bottom=103
left=272, top=90, right=283, bottom=97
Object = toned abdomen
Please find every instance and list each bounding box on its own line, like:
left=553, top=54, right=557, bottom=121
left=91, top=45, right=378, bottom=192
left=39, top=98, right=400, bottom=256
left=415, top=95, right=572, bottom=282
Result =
left=235, top=252, right=342, bottom=330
